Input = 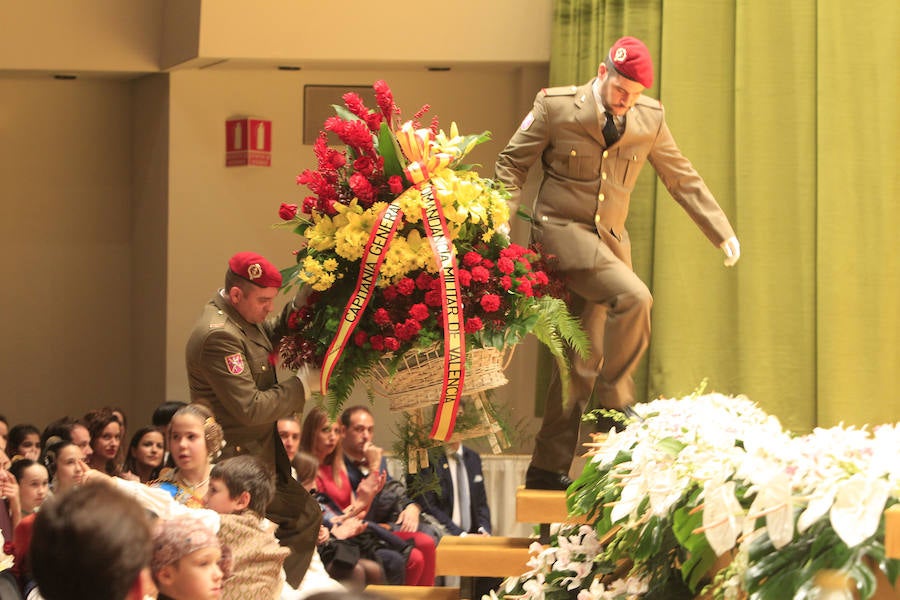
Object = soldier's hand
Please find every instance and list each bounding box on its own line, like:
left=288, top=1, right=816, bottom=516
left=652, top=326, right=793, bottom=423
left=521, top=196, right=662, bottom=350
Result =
left=720, top=236, right=741, bottom=267
left=296, top=363, right=322, bottom=395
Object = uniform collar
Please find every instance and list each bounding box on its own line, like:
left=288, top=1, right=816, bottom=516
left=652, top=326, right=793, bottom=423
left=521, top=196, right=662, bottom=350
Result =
left=213, top=291, right=272, bottom=350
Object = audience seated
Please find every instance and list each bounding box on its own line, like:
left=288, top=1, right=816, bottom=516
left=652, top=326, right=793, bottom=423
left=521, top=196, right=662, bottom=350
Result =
left=151, top=514, right=226, bottom=600
left=8, top=459, right=48, bottom=517
left=121, top=426, right=165, bottom=483
left=82, top=408, right=123, bottom=475
left=151, top=404, right=223, bottom=508
left=7, top=425, right=40, bottom=462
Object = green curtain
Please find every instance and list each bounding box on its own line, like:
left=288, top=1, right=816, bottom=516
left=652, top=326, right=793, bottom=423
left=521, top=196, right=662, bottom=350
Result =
left=545, top=0, right=899, bottom=430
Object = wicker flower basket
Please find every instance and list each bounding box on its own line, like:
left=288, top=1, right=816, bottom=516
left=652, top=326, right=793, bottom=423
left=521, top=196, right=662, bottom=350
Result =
left=369, top=345, right=513, bottom=412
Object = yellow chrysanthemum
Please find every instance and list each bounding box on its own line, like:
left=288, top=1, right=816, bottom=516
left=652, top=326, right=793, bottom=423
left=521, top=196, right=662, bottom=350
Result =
left=395, top=188, right=425, bottom=223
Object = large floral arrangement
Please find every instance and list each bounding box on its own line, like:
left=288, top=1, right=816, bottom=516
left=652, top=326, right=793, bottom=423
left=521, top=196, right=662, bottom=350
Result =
left=277, top=81, right=585, bottom=426
left=494, top=392, right=900, bottom=599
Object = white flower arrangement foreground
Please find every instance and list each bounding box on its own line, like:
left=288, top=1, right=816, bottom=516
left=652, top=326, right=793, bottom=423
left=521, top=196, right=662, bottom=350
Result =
left=493, top=393, right=900, bottom=600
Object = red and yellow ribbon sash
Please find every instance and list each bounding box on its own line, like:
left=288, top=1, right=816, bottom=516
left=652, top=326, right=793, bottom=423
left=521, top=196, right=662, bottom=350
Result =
left=319, top=121, right=466, bottom=441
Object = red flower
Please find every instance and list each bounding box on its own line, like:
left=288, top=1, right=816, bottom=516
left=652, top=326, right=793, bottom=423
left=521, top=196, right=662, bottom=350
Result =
left=480, top=294, right=501, bottom=312
left=500, top=275, right=512, bottom=291
left=370, top=335, right=385, bottom=351
left=288, top=310, right=300, bottom=330
left=373, top=80, right=398, bottom=121
left=424, top=289, right=442, bottom=307
left=353, top=156, right=375, bottom=177
left=497, top=257, right=515, bottom=274
left=534, top=271, right=550, bottom=286
left=464, top=317, right=484, bottom=333
left=301, top=196, right=317, bottom=214
left=388, top=175, right=404, bottom=195
left=342, top=92, right=368, bottom=119
left=517, top=278, right=534, bottom=297
left=394, top=318, right=422, bottom=341
left=383, top=336, right=401, bottom=352
left=353, top=330, right=369, bottom=347
left=463, top=251, right=482, bottom=267
left=397, top=277, right=415, bottom=296
left=501, top=244, right=527, bottom=259
left=457, top=269, right=472, bottom=287
left=409, top=303, right=430, bottom=322
left=364, top=112, right=383, bottom=133
left=279, top=203, right=298, bottom=221
left=382, top=285, right=399, bottom=302
left=481, top=259, right=495, bottom=269
left=373, top=308, right=392, bottom=327
left=349, top=172, right=375, bottom=202
left=471, top=266, right=490, bottom=283
left=415, top=271, right=434, bottom=291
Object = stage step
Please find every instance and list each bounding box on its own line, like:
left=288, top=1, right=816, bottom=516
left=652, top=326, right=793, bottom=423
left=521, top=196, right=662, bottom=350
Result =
left=365, top=584, right=460, bottom=599
left=435, top=535, right=534, bottom=577
left=515, top=485, right=588, bottom=524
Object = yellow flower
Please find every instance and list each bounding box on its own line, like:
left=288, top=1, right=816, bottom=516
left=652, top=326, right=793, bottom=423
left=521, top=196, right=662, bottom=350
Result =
left=322, top=258, right=339, bottom=272
left=305, top=214, right=337, bottom=252
left=299, top=256, right=337, bottom=291
left=395, top=188, right=425, bottom=223
left=333, top=200, right=379, bottom=262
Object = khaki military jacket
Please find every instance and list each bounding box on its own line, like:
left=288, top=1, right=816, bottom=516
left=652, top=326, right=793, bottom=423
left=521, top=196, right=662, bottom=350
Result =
left=495, top=80, right=735, bottom=270
left=185, top=292, right=304, bottom=461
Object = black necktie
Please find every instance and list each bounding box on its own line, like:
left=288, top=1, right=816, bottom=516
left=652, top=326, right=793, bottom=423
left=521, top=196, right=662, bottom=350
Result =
left=602, top=111, right=620, bottom=147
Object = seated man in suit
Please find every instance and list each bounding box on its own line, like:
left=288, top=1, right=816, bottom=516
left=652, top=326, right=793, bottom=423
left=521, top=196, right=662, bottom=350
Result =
left=412, top=439, right=502, bottom=597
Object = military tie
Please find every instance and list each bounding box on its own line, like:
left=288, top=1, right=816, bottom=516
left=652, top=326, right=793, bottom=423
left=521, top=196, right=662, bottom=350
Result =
left=453, top=453, right=472, bottom=532
left=602, top=111, right=620, bottom=147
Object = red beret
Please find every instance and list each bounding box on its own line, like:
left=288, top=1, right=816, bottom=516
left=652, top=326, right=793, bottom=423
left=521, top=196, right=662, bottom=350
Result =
left=608, top=36, right=654, bottom=88
left=228, top=251, right=282, bottom=288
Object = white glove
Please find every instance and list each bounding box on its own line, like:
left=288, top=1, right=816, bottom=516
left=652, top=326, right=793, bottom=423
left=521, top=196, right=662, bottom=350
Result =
left=720, top=236, right=741, bottom=267
left=296, top=363, right=322, bottom=395
left=497, top=222, right=511, bottom=240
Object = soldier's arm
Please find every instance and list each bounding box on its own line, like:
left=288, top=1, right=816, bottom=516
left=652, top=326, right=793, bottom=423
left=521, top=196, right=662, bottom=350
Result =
left=494, top=92, right=551, bottom=216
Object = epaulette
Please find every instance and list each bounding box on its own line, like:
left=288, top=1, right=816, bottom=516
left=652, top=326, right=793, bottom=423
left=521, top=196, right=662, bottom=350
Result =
left=540, top=85, right=578, bottom=97
left=635, top=95, right=663, bottom=110
left=208, top=310, right=228, bottom=330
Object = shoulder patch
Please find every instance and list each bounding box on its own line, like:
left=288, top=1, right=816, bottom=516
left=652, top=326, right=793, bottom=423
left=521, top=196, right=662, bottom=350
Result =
left=225, top=353, right=245, bottom=375
left=541, top=85, right=578, bottom=97
left=519, top=111, right=535, bottom=131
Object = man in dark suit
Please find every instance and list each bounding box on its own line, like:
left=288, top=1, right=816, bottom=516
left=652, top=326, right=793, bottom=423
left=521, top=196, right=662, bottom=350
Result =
left=495, top=36, right=741, bottom=490
left=415, top=442, right=491, bottom=537
left=414, top=441, right=500, bottom=597
left=185, top=251, right=322, bottom=585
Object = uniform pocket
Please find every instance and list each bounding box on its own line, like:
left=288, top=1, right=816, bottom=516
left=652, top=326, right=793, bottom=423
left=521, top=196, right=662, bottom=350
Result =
left=560, top=142, right=600, bottom=181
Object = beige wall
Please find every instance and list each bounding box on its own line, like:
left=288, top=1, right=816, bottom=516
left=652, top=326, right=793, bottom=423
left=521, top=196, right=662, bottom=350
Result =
left=0, top=77, right=134, bottom=425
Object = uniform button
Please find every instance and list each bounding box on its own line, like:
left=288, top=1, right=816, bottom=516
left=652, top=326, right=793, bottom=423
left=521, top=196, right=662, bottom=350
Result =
left=601, top=172, right=607, bottom=180
left=633, top=155, right=637, bottom=161
left=261, top=365, right=267, bottom=371
left=603, top=150, right=609, bottom=158
left=594, top=215, right=601, bottom=223
left=217, top=310, right=223, bottom=315
left=570, top=149, right=577, bottom=156
left=598, top=193, right=605, bottom=201
left=541, top=215, right=549, bottom=222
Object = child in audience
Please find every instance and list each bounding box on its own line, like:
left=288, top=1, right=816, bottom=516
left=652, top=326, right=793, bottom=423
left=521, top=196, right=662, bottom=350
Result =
left=278, top=413, right=303, bottom=479
left=43, top=438, right=86, bottom=493
left=122, top=426, right=165, bottom=483
left=9, top=458, right=49, bottom=516
left=8, top=424, right=40, bottom=461
left=152, top=514, right=227, bottom=600
left=205, top=455, right=289, bottom=599
left=153, top=404, right=223, bottom=508
left=0, top=415, right=9, bottom=452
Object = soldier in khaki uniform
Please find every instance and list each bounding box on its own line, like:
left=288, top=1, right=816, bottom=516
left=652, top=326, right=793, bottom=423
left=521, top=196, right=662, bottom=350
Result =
left=186, top=251, right=322, bottom=585
left=495, top=37, right=741, bottom=490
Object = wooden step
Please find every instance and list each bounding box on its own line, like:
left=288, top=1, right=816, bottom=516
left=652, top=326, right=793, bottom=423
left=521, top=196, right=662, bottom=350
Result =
left=365, top=584, right=460, bottom=599
left=516, top=485, right=588, bottom=524
left=435, top=535, right=535, bottom=577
